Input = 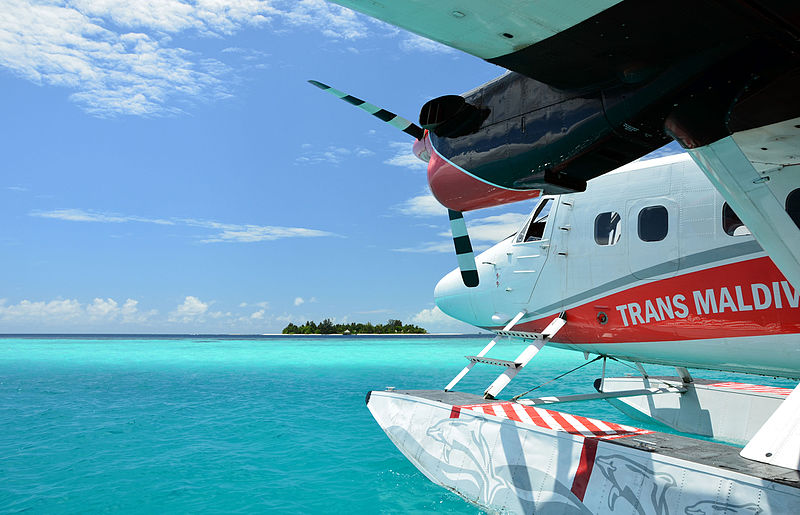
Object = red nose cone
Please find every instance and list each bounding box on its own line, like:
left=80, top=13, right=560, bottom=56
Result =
left=424, top=134, right=540, bottom=212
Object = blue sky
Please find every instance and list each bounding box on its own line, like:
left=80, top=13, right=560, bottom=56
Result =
left=0, top=1, right=681, bottom=333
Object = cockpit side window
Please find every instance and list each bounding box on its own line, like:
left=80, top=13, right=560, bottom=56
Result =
left=516, top=198, right=553, bottom=243
left=787, top=188, right=800, bottom=230
left=595, top=211, right=622, bottom=245
left=722, top=202, right=751, bottom=236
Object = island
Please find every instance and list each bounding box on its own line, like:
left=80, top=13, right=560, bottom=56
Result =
left=282, top=319, right=427, bottom=335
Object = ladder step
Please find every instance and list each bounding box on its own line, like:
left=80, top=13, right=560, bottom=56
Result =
left=495, top=330, right=542, bottom=340
left=466, top=356, right=520, bottom=367
left=484, top=314, right=567, bottom=399
left=443, top=311, right=528, bottom=392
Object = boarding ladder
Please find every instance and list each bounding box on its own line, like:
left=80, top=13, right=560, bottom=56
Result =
left=445, top=311, right=567, bottom=399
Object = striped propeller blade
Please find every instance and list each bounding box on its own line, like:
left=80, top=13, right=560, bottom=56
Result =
left=448, top=209, right=479, bottom=288
left=308, top=80, right=424, bottom=140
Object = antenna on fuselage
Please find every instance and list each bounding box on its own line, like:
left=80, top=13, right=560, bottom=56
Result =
left=308, top=79, right=479, bottom=287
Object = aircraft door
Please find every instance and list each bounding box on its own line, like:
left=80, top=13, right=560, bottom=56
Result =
left=627, top=198, right=679, bottom=279
left=492, top=197, right=557, bottom=316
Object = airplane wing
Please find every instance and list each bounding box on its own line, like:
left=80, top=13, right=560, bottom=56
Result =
left=331, top=1, right=618, bottom=67
left=330, top=0, right=800, bottom=290
left=331, top=1, right=797, bottom=91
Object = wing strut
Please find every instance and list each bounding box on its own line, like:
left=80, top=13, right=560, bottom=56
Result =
left=740, top=381, right=800, bottom=471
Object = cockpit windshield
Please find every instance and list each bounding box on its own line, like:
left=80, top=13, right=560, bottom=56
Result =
left=516, top=198, right=553, bottom=243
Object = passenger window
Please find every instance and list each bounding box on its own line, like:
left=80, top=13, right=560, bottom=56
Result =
left=722, top=203, right=751, bottom=236
left=517, top=198, right=552, bottom=243
left=595, top=212, right=622, bottom=245
left=638, top=206, right=668, bottom=242
left=786, top=189, right=800, bottom=230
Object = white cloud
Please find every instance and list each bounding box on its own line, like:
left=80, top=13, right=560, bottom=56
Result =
left=0, top=298, right=83, bottom=321
left=0, top=1, right=238, bottom=116
left=410, top=306, right=477, bottom=333
left=6, top=186, right=28, bottom=192
left=121, top=299, right=138, bottom=315
left=283, top=3, right=413, bottom=45
left=394, top=211, right=529, bottom=253
left=395, top=191, right=446, bottom=217
left=69, top=0, right=275, bottom=35
left=119, top=298, right=154, bottom=323
left=277, top=0, right=369, bottom=40
left=383, top=142, right=427, bottom=170
left=462, top=212, right=529, bottom=243
left=410, top=306, right=448, bottom=324
left=30, top=208, right=336, bottom=242
left=294, top=297, right=305, bottom=306
left=0, top=296, right=154, bottom=325
left=87, top=297, right=119, bottom=318
left=0, top=0, right=370, bottom=117
left=295, top=145, right=373, bottom=166
left=0, top=1, right=458, bottom=117
left=31, top=208, right=174, bottom=225
left=399, top=34, right=456, bottom=54
left=197, top=223, right=333, bottom=243
left=250, top=309, right=266, bottom=320
left=170, top=295, right=209, bottom=322
left=394, top=241, right=452, bottom=254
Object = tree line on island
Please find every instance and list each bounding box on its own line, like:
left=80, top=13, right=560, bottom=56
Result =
left=282, top=319, right=427, bottom=334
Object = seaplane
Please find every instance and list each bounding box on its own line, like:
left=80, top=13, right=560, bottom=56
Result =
left=311, top=1, right=800, bottom=512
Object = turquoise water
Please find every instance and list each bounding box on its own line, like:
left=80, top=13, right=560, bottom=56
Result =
left=0, top=336, right=795, bottom=513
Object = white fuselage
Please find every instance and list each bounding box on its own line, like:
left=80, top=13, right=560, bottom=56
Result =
left=435, top=154, right=800, bottom=378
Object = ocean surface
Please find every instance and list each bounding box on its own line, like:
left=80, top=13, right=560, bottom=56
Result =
left=0, top=336, right=795, bottom=514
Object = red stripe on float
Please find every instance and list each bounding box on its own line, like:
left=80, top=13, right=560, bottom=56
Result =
left=501, top=402, right=523, bottom=422
left=571, top=438, right=598, bottom=501
left=573, top=415, right=607, bottom=437
left=522, top=406, right=548, bottom=429
left=549, top=410, right=580, bottom=434
left=449, top=403, right=651, bottom=440
left=707, top=382, right=792, bottom=395
left=601, top=420, right=632, bottom=433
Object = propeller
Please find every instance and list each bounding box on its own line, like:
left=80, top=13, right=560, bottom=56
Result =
left=308, top=79, right=479, bottom=287
left=448, top=209, right=480, bottom=287
left=307, top=80, right=424, bottom=140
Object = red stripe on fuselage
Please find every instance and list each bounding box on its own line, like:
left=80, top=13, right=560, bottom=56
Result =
left=499, top=256, right=800, bottom=343
left=426, top=135, right=540, bottom=211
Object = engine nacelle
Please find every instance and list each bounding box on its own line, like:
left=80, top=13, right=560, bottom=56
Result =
left=419, top=95, right=488, bottom=139
left=421, top=72, right=670, bottom=212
